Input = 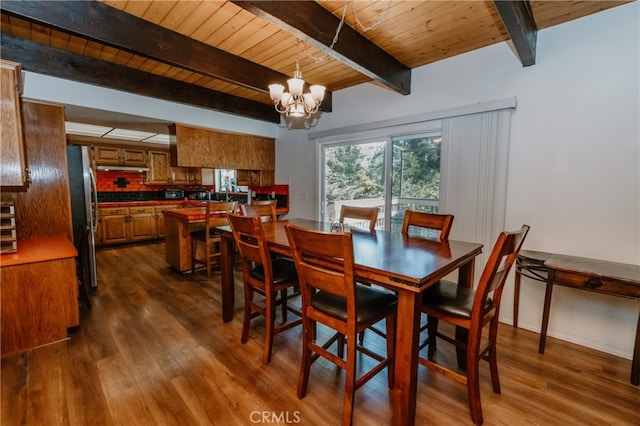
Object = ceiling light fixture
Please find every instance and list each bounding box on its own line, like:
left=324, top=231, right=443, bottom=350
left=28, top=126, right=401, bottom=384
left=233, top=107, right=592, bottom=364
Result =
left=268, top=40, right=325, bottom=119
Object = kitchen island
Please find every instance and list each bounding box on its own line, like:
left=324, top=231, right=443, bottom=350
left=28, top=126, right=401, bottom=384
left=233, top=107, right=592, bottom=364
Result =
left=162, top=207, right=207, bottom=273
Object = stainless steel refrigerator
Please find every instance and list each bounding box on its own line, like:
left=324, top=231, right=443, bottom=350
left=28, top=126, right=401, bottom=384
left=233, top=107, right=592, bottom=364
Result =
left=67, top=145, right=98, bottom=288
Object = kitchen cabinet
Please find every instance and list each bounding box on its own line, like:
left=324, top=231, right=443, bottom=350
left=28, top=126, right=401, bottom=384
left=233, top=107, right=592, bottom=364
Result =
left=1, top=237, right=79, bottom=356
left=170, top=124, right=274, bottom=170
left=259, top=170, right=275, bottom=186
left=128, top=206, right=156, bottom=241
left=155, top=204, right=179, bottom=238
left=0, top=60, right=29, bottom=189
left=147, top=150, right=170, bottom=184
left=238, top=170, right=274, bottom=187
left=170, top=166, right=198, bottom=185
left=99, top=206, right=155, bottom=245
left=100, top=207, right=128, bottom=244
left=99, top=204, right=182, bottom=244
left=237, top=170, right=260, bottom=186
left=94, top=146, right=147, bottom=167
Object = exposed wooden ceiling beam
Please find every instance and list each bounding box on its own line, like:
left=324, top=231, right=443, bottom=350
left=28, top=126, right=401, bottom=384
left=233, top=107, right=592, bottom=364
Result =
left=0, top=0, right=332, bottom=111
left=0, top=33, right=280, bottom=123
left=232, top=0, right=411, bottom=96
left=494, top=0, right=537, bottom=66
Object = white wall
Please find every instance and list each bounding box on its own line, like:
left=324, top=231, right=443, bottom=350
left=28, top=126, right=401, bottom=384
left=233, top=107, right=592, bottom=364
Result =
left=276, top=3, right=639, bottom=359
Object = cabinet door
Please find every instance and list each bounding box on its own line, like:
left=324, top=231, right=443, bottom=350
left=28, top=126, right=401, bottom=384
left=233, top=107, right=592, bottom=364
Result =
left=129, top=213, right=156, bottom=241
left=147, top=151, right=170, bottom=184
left=122, top=149, right=146, bottom=166
left=155, top=205, right=179, bottom=238
left=188, top=167, right=201, bottom=185
left=94, top=146, right=122, bottom=166
left=101, top=213, right=129, bottom=244
left=0, top=60, right=28, bottom=188
left=260, top=170, right=275, bottom=186
left=170, top=167, right=190, bottom=184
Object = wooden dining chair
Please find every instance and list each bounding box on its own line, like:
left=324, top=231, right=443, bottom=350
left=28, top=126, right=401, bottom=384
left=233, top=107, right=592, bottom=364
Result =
left=359, top=210, right=455, bottom=345
left=339, top=205, right=379, bottom=232
left=240, top=201, right=277, bottom=223
left=227, top=213, right=302, bottom=364
left=191, top=201, right=237, bottom=278
left=402, top=210, right=454, bottom=239
left=285, top=224, right=398, bottom=426
left=419, top=225, right=530, bottom=425
left=251, top=199, right=277, bottom=206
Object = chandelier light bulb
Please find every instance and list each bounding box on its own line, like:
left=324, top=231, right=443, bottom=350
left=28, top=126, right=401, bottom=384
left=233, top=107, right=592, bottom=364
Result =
left=288, top=70, right=305, bottom=97
left=268, top=83, right=285, bottom=102
left=310, top=85, right=326, bottom=102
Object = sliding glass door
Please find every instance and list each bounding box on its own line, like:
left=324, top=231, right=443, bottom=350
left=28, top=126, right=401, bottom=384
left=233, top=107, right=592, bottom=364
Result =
left=321, top=132, right=441, bottom=231
left=390, top=134, right=442, bottom=235
left=322, top=140, right=386, bottom=228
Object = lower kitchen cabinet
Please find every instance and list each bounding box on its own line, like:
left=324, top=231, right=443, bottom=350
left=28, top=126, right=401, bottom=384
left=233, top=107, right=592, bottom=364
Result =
left=100, top=207, right=129, bottom=244
left=99, top=204, right=181, bottom=245
left=155, top=204, right=179, bottom=238
left=128, top=207, right=156, bottom=241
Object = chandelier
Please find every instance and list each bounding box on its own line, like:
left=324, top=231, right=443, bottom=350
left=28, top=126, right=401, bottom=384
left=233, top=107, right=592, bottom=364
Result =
left=268, top=40, right=325, bottom=119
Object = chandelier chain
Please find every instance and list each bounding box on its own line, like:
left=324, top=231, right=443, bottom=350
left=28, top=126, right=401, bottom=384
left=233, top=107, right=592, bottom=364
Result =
left=306, top=0, right=393, bottom=64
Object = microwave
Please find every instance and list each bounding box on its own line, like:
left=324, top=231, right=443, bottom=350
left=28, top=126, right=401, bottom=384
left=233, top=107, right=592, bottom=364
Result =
left=163, top=189, right=184, bottom=200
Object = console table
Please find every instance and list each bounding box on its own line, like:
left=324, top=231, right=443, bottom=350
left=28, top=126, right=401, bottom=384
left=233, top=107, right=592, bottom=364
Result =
left=515, top=250, right=640, bottom=385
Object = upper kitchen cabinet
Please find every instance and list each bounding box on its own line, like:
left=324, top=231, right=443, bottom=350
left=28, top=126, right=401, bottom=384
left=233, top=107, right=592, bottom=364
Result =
left=0, top=60, right=29, bottom=189
left=147, top=150, right=170, bottom=184
left=94, top=146, right=147, bottom=167
left=169, top=124, right=274, bottom=171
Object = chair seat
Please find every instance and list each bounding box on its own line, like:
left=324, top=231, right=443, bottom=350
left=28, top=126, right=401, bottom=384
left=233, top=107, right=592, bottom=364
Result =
left=249, top=258, right=298, bottom=285
left=312, top=284, right=397, bottom=324
left=422, top=280, right=492, bottom=319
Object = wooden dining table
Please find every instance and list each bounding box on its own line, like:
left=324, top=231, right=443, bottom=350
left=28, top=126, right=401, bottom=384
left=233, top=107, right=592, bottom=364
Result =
left=216, top=218, right=482, bottom=425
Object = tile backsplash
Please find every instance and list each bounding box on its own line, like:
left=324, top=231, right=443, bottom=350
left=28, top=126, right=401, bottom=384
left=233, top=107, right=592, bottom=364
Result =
left=96, top=170, right=153, bottom=192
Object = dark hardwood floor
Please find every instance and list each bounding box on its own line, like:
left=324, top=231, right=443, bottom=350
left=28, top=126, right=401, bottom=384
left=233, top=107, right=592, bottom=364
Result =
left=2, top=242, right=639, bottom=425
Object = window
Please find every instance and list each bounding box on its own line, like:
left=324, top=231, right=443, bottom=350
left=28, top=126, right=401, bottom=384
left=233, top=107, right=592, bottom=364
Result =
left=215, top=169, right=236, bottom=192
left=321, top=132, right=441, bottom=231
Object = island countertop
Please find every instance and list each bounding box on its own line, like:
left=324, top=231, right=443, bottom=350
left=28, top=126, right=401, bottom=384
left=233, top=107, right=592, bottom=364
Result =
left=161, top=207, right=207, bottom=221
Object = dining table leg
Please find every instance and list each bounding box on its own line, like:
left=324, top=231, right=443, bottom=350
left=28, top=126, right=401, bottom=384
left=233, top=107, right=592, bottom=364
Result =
left=391, top=290, right=422, bottom=426
left=220, top=233, right=235, bottom=323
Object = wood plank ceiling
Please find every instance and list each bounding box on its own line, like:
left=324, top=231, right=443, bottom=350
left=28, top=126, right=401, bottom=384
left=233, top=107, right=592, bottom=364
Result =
left=0, top=0, right=629, bottom=124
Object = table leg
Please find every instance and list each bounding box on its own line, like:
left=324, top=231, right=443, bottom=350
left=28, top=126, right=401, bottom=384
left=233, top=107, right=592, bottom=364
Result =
left=391, top=291, right=421, bottom=426
left=632, top=308, right=640, bottom=386
left=539, top=270, right=555, bottom=354
left=513, top=268, right=521, bottom=328
left=220, top=234, right=235, bottom=323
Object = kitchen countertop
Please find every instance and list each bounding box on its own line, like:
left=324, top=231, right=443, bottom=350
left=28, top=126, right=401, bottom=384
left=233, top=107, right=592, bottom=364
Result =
left=161, top=207, right=209, bottom=221
left=98, top=200, right=199, bottom=208
left=0, top=235, right=77, bottom=267
left=98, top=200, right=288, bottom=215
